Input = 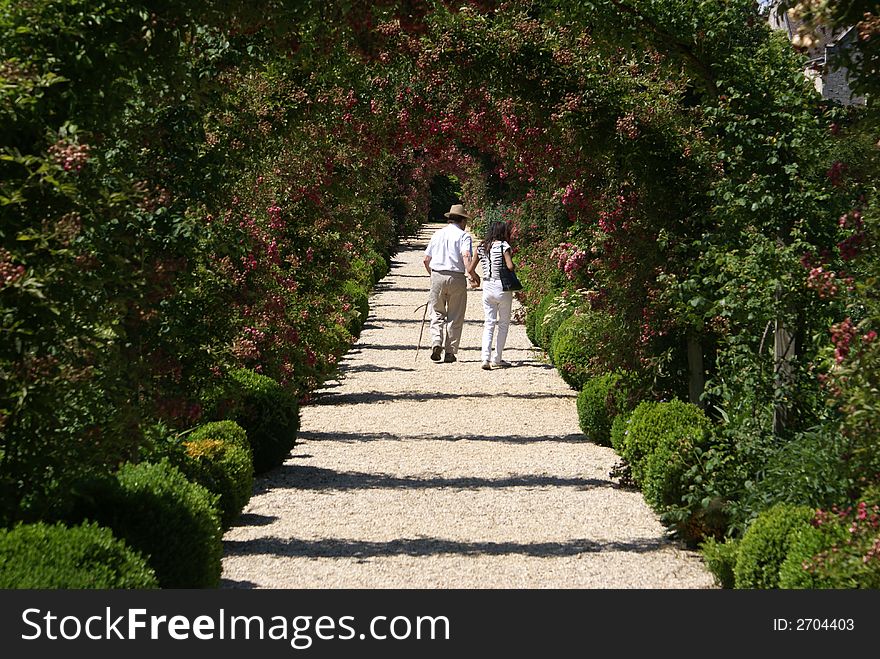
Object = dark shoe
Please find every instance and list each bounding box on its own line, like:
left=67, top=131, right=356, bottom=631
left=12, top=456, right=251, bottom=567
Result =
left=443, top=353, right=457, bottom=363
left=430, top=346, right=442, bottom=362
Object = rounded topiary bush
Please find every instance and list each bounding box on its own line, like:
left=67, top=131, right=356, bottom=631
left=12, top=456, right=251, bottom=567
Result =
left=610, top=413, right=629, bottom=453
left=208, top=368, right=300, bottom=474
left=77, top=460, right=223, bottom=588
left=188, top=420, right=251, bottom=456
left=179, top=433, right=253, bottom=530
left=538, top=297, right=573, bottom=352
left=526, top=294, right=554, bottom=347
left=0, top=521, right=158, bottom=589
left=734, top=504, right=815, bottom=589
left=642, top=409, right=712, bottom=513
left=777, top=520, right=850, bottom=589
left=550, top=310, right=626, bottom=390
left=699, top=537, right=740, bottom=589
left=617, top=400, right=711, bottom=498
left=576, top=371, right=642, bottom=446
left=342, top=279, right=370, bottom=336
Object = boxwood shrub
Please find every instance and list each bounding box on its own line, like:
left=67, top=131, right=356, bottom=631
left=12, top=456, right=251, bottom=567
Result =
left=777, top=519, right=850, bottom=589
left=526, top=293, right=554, bottom=347
left=189, top=420, right=251, bottom=456
left=75, top=460, right=223, bottom=588
left=734, top=504, right=815, bottom=589
left=550, top=310, right=626, bottom=390
left=207, top=368, right=300, bottom=474
left=619, top=399, right=712, bottom=515
left=141, top=421, right=253, bottom=529
left=538, top=297, right=573, bottom=352
left=576, top=371, right=643, bottom=446
left=0, top=521, right=158, bottom=589
left=779, top=489, right=880, bottom=589
left=610, top=413, right=629, bottom=453
left=643, top=412, right=712, bottom=514
left=180, top=435, right=253, bottom=530
left=699, top=536, right=740, bottom=589
left=342, top=279, right=370, bottom=337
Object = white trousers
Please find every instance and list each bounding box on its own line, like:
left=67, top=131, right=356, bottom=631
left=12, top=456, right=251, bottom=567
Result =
left=481, top=281, right=513, bottom=364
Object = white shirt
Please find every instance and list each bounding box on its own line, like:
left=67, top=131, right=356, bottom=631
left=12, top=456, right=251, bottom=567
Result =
left=424, top=223, right=472, bottom=273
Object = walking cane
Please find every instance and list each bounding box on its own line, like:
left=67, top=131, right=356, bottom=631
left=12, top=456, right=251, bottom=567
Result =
left=414, top=300, right=429, bottom=361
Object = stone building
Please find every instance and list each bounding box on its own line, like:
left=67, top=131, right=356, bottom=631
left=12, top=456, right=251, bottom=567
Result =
left=768, top=4, right=866, bottom=106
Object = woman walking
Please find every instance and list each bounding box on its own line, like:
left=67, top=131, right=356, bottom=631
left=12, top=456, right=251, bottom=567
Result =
left=467, top=221, right=516, bottom=370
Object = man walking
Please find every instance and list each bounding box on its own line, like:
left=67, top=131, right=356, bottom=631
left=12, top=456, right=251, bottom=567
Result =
left=423, top=204, right=478, bottom=363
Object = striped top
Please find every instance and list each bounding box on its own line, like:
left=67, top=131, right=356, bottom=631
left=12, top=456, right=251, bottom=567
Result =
left=477, top=240, right=511, bottom=281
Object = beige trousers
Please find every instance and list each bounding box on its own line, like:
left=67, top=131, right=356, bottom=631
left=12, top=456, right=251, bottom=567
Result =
left=428, top=270, right=468, bottom=354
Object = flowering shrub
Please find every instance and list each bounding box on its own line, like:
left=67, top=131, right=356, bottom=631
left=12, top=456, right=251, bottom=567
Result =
left=779, top=498, right=880, bottom=588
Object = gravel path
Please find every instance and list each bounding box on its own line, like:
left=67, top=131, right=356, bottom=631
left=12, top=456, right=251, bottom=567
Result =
left=221, top=224, right=715, bottom=588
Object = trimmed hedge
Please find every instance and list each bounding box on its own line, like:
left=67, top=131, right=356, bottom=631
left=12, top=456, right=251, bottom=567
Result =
left=699, top=537, right=740, bottom=589
left=342, top=279, right=370, bottom=337
left=180, top=429, right=253, bottom=530
left=576, top=371, right=642, bottom=446
left=619, top=399, right=712, bottom=513
left=0, top=521, right=158, bottom=589
left=538, top=297, right=573, bottom=352
left=777, top=521, right=850, bottom=589
left=550, top=310, right=625, bottom=390
left=189, top=420, right=251, bottom=456
left=208, top=368, right=300, bottom=474
left=141, top=421, right=253, bottom=530
left=526, top=293, right=555, bottom=347
left=76, top=460, right=223, bottom=588
left=734, top=504, right=814, bottom=589
left=610, top=413, right=629, bottom=453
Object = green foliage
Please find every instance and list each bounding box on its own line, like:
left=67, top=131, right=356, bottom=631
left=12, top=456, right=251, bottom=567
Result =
left=780, top=496, right=880, bottom=589
left=576, top=371, right=642, bottom=446
left=139, top=420, right=252, bottom=529
left=74, top=460, right=222, bottom=589
left=342, top=279, right=370, bottom=337
left=179, top=435, right=253, bottom=530
left=734, top=504, right=815, bottom=589
left=550, top=310, right=628, bottom=390
left=207, top=368, right=299, bottom=474
left=778, top=520, right=849, bottom=589
left=610, top=413, right=629, bottom=453
left=741, top=425, right=858, bottom=520
left=526, top=293, right=554, bottom=347
left=699, top=536, right=740, bottom=589
left=539, top=297, right=574, bottom=352
left=188, top=420, right=251, bottom=455
left=621, top=400, right=713, bottom=516
left=0, top=521, right=157, bottom=589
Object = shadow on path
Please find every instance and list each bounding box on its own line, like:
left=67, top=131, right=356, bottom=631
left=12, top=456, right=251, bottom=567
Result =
left=256, top=465, right=612, bottom=493
left=310, top=390, right=573, bottom=405
left=224, top=536, right=667, bottom=559
left=296, top=430, right=589, bottom=444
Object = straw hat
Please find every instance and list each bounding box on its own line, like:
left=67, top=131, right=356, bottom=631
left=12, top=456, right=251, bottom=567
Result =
left=444, top=204, right=471, bottom=221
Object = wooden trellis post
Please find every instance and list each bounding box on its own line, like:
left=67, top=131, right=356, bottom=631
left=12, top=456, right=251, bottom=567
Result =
left=687, top=335, right=705, bottom=407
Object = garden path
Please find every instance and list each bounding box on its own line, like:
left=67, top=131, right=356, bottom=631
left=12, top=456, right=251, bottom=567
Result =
left=220, top=224, right=715, bottom=588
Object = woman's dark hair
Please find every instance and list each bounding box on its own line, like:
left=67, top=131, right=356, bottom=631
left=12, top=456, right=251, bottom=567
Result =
left=479, top=221, right=510, bottom=257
